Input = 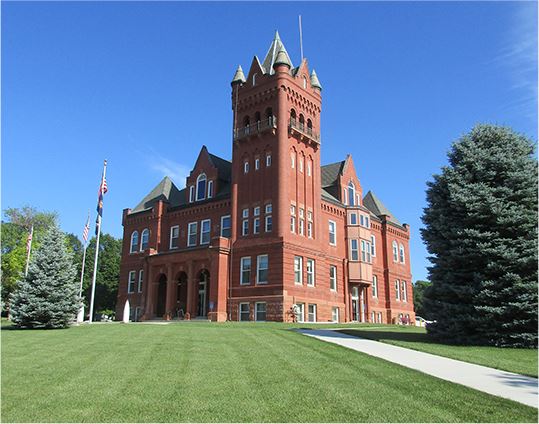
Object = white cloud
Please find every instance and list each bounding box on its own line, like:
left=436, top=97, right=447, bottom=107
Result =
left=139, top=147, right=191, bottom=188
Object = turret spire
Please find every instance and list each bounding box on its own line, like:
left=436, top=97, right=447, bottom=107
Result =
left=231, top=65, right=246, bottom=85
left=261, top=31, right=293, bottom=75
left=310, top=69, right=322, bottom=91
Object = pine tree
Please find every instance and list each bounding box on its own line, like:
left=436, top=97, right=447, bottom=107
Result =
left=422, top=124, right=538, bottom=347
left=10, top=225, right=80, bottom=329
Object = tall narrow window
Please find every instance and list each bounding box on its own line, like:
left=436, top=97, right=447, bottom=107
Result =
left=170, top=226, right=179, bottom=249
left=329, top=221, right=336, bottom=245
left=240, top=257, right=251, bottom=285
left=307, top=161, right=312, bottom=177
left=266, top=154, right=272, bottom=167
left=295, top=303, right=305, bottom=323
left=207, top=180, right=214, bottom=198
left=402, top=281, right=407, bottom=302
left=265, top=215, right=272, bottom=232
left=291, top=153, right=295, bottom=169
left=329, top=265, right=337, bottom=291
left=253, top=217, right=260, bottom=234
left=348, top=181, right=356, bottom=206
left=350, top=239, right=359, bottom=261
left=399, top=243, right=405, bottom=263
left=306, top=259, right=315, bottom=286
left=307, top=304, right=316, bottom=322
left=290, top=205, right=296, bottom=233
left=331, top=307, right=339, bottom=323
left=257, top=255, right=268, bottom=284
left=393, top=241, right=399, bottom=262
left=138, top=270, right=144, bottom=293
left=200, top=219, right=211, bottom=244
left=294, top=256, right=303, bottom=284
left=140, top=228, right=149, bottom=251
left=188, top=222, right=197, bottom=247
left=189, top=186, right=195, bottom=202
left=255, top=302, right=266, bottom=321
left=372, top=275, right=378, bottom=298
left=395, top=280, right=400, bottom=300
left=371, top=235, right=376, bottom=257
left=128, top=271, right=136, bottom=293
left=242, top=219, right=249, bottom=236
left=130, top=231, right=139, bottom=253
left=196, top=174, right=207, bottom=201
left=299, top=157, right=304, bottom=173
left=244, top=161, right=249, bottom=174
left=254, top=206, right=260, bottom=216
left=221, top=215, right=231, bottom=238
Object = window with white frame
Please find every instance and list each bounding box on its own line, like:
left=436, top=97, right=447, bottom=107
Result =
left=253, top=218, right=260, bottom=234
left=200, top=219, right=211, bottom=244
left=299, top=218, right=305, bottom=236
left=265, top=215, right=272, bottom=232
left=128, top=271, right=136, bottom=293
left=254, top=206, right=260, bottom=216
left=294, top=256, right=303, bottom=284
left=189, top=186, right=195, bottom=202
left=360, top=215, right=365, bottom=226
left=188, top=222, right=197, bottom=247
left=255, top=302, right=266, bottom=321
left=350, top=213, right=357, bottom=225
left=331, top=307, right=339, bottom=323
left=240, top=257, right=251, bottom=285
left=265, top=203, right=272, bottom=214
left=329, top=220, right=336, bottom=245
left=291, top=153, right=295, bottom=168
left=306, top=259, right=315, bottom=286
left=348, top=181, right=356, bottom=206
left=242, top=219, right=249, bottom=236
left=130, top=231, right=139, bottom=253
left=266, top=154, right=272, bottom=167
left=170, top=226, right=179, bottom=249
left=296, top=303, right=305, bottom=322
left=242, top=208, right=249, bottom=219
left=372, top=275, right=378, bottom=298
left=244, top=161, right=249, bottom=174
left=207, top=180, right=214, bottom=198
left=402, top=281, right=407, bottom=302
left=257, top=255, right=268, bottom=284
left=350, top=239, right=359, bottom=261
left=220, top=216, right=231, bottom=238
left=138, top=270, right=143, bottom=293
left=307, top=304, right=317, bottom=322
left=377, top=312, right=382, bottom=323
left=196, top=174, right=207, bottom=201
left=365, top=216, right=370, bottom=228
left=329, top=265, right=337, bottom=291
left=290, top=205, right=296, bottom=233
left=399, top=243, right=405, bottom=263
left=393, top=241, right=399, bottom=262
left=255, top=158, right=260, bottom=170
left=140, top=228, right=149, bottom=251
left=361, top=240, right=372, bottom=263
left=307, top=222, right=312, bottom=238
left=371, top=235, right=376, bottom=257
left=395, top=280, right=400, bottom=300
left=371, top=311, right=375, bottom=323
left=239, top=303, right=250, bottom=321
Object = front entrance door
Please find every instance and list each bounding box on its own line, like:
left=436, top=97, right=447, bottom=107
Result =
left=197, top=272, right=208, bottom=317
left=351, top=286, right=359, bottom=321
left=156, top=276, right=167, bottom=317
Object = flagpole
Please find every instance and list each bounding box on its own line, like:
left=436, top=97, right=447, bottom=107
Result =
left=77, top=213, right=89, bottom=323
left=24, top=225, right=34, bottom=277
left=89, top=160, right=107, bottom=322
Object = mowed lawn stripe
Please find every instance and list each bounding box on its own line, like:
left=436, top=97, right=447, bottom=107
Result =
left=2, top=323, right=537, bottom=423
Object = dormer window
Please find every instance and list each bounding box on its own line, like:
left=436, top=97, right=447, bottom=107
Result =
left=348, top=181, right=356, bottom=206
left=189, top=186, right=195, bottom=202
left=140, top=229, right=149, bottom=251
left=196, top=174, right=207, bottom=201
left=207, top=180, right=214, bottom=198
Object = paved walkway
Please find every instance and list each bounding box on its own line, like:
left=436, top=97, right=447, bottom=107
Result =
left=298, top=329, right=538, bottom=408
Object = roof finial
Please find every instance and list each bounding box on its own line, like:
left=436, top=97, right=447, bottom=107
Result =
left=274, top=30, right=281, bottom=40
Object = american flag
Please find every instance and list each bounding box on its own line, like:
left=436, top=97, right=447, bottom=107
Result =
left=82, top=214, right=90, bottom=243
left=96, top=161, right=108, bottom=235
left=26, top=226, right=34, bottom=254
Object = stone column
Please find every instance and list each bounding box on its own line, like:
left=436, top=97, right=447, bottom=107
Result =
left=186, top=261, right=194, bottom=317
left=143, top=266, right=155, bottom=319
left=165, top=264, right=175, bottom=319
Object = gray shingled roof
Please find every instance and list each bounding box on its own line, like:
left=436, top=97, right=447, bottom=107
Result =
left=321, top=161, right=345, bottom=187
left=208, top=152, right=232, bottom=181
left=261, top=31, right=293, bottom=75
left=131, top=176, right=185, bottom=214
left=363, top=190, right=402, bottom=226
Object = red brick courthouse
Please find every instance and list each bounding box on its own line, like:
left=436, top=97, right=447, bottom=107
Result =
left=116, top=33, right=415, bottom=323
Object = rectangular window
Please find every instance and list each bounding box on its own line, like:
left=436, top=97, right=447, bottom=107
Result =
left=365, top=216, right=370, bottom=228
left=221, top=215, right=231, bottom=238
left=242, top=208, right=249, bottom=218
left=372, top=275, right=378, bottom=298
left=329, top=220, right=336, bottom=245
left=330, top=265, right=337, bottom=291
left=371, top=235, right=376, bottom=257
left=350, top=239, right=359, bottom=261
left=307, top=304, right=317, bottom=322
left=294, top=256, right=303, bottom=284
left=350, top=213, right=357, bottom=225
left=242, top=219, right=249, bottom=236
left=240, top=257, right=251, bottom=285
left=138, top=270, right=144, bottom=293
left=255, top=158, right=260, bottom=170
left=377, top=312, right=382, bottom=323
left=200, top=219, right=211, bottom=244
left=266, top=154, right=272, bottom=167
left=371, top=311, right=375, bottom=323
left=254, top=206, right=260, bottom=216
left=170, top=225, right=179, bottom=249
left=296, top=303, right=305, bottom=323
left=395, top=280, right=400, bottom=300
left=207, top=180, right=213, bottom=198
left=307, top=221, right=312, bottom=238
left=360, top=215, right=365, bottom=226
left=402, top=281, right=407, bottom=302
left=299, top=219, right=305, bottom=236
left=244, top=161, right=249, bottom=174
left=306, top=259, right=315, bottom=286
left=253, top=218, right=260, bottom=234
left=290, top=205, right=296, bottom=233
left=255, top=302, right=266, bottom=321
left=188, top=222, right=197, bottom=247
left=189, top=186, right=194, bottom=202
left=265, top=215, right=272, bottom=232
left=257, top=254, right=268, bottom=284
left=239, top=303, right=250, bottom=321
left=331, top=307, right=339, bottom=323
left=128, top=271, right=136, bottom=293
left=265, top=203, right=272, bottom=214
left=361, top=240, right=372, bottom=263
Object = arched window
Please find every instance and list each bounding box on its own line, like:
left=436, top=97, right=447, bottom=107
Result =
left=303, top=76, right=307, bottom=89
left=255, top=111, right=261, bottom=123
left=140, top=229, right=149, bottom=251
left=307, top=119, right=313, bottom=135
left=243, top=116, right=250, bottom=135
left=392, top=241, right=399, bottom=262
left=399, top=243, right=405, bottom=263
left=130, top=231, right=139, bottom=253
left=265, top=107, right=273, bottom=118
left=196, top=174, right=207, bottom=201
left=207, top=180, right=214, bottom=198
left=290, top=109, right=297, bottom=126
left=348, top=181, right=356, bottom=206
left=299, top=114, right=305, bottom=130
left=252, top=73, right=257, bottom=86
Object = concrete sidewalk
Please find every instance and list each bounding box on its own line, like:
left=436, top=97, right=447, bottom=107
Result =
left=298, top=329, right=538, bottom=408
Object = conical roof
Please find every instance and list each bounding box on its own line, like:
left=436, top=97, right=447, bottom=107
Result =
left=310, top=69, right=322, bottom=90
left=261, top=30, right=293, bottom=75
left=231, top=65, right=246, bottom=84
left=274, top=49, right=292, bottom=68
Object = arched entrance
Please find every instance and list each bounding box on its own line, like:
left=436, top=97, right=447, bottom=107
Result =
left=197, top=270, right=209, bottom=317
left=156, top=274, right=167, bottom=318
left=176, top=272, right=188, bottom=318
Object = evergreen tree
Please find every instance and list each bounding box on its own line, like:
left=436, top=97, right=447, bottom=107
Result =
left=413, top=280, right=432, bottom=320
left=10, top=225, right=80, bottom=329
left=422, top=125, right=538, bottom=347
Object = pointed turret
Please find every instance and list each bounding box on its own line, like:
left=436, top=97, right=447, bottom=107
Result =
left=310, top=69, right=322, bottom=91
left=273, top=48, right=292, bottom=70
left=231, top=65, right=246, bottom=85
left=261, top=30, right=293, bottom=75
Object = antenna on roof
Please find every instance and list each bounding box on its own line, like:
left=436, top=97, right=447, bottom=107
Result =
left=299, top=15, right=304, bottom=61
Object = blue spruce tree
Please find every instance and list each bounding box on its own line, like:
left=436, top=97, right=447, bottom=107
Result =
left=10, top=225, right=80, bottom=328
left=422, top=124, right=538, bottom=347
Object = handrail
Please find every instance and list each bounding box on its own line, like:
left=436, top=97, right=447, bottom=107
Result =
left=289, top=119, right=320, bottom=143
left=234, top=116, right=277, bottom=140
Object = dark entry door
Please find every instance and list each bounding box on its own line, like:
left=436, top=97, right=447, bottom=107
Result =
left=156, top=280, right=167, bottom=317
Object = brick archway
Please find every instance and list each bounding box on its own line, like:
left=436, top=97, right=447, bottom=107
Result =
left=156, top=274, right=167, bottom=318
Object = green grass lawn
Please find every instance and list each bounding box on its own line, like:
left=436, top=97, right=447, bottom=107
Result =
left=1, top=321, right=537, bottom=423
left=338, top=325, right=538, bottom=378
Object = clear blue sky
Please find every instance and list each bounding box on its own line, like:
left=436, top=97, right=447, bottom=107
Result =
left=2, top=1, right=537, bottom=282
